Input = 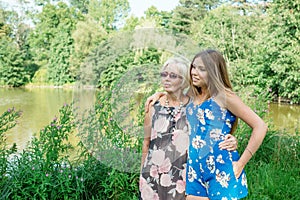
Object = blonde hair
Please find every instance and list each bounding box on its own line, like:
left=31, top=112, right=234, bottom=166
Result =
left=162, top=57, right=190, bottom=92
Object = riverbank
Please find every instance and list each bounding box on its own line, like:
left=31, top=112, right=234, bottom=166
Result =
left=274, top=96, right=299, bottom=105
left=2, top=83, right=299, bottom=105
left=1, top=96, right=299, bottom=200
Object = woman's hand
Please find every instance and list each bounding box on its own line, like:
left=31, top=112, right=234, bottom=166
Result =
left=232, top=161, right=245, bottom=179
left=144, top=92, right=165, bottom=113
left=219, top=134, right=238, bottom=151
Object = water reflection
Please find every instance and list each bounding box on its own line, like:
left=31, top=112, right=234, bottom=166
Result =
left=0, top=87, right=96, bottom=152
left=268, top=103, right=300, bottom=134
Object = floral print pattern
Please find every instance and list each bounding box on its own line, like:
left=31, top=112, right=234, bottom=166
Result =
left=140, top=101, right=189, bottom=200
left=186, top=98, right=248, bottom=199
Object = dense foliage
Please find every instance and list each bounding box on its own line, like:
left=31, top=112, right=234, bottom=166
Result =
left=0, top=0, right=298, bottom=102
left=0, top=0, right=299, bottom=199
left=0, top=84, right=299, bottom=199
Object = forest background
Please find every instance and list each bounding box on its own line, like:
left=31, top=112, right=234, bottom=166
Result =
left=0, top=0, right=299, bottom=104
left=0, top=0, right=299, bottom=199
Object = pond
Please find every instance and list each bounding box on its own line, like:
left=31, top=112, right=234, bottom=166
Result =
left=0, top=87, right=299, bottom=152
left=0, top=87, right=96, bottom=152
left=268, top=102, right=300, bottom=134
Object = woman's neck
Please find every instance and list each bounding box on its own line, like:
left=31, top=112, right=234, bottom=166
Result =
left=165, top=92, right=186, bottom=106
left=194, top=87, right=210, bottom=105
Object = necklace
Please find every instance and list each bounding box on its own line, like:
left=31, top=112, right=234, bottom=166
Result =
left=165, top=99, right=184, bottom=122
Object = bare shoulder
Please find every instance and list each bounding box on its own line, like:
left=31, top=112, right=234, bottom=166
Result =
left=222, top=91, right=254, bottom=119
left=225, top=91, right=243, bottom=105
left=223, top=91, right=267, bottom=131
left=214, top=90, right=240, bottom=108
left=223, top=91, right=245, bottom=107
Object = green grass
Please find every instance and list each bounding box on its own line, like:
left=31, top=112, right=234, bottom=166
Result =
left=0, top=91, right=299, bottom=199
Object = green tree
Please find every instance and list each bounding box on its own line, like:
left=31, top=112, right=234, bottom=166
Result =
left=122, top=15, right=140, bottom=31
left=144, top=6, right=172, bottom=29
left=70, top=0, right=90, bottom=14
left=190, top=4, right=267, bottom=60
left=170, top=0, right=219, bottom=34
left=80, top=30, right=133, bottom=86
left=189, top=4, right=266, bottom=91
left=0, top=8, right=12, bottom=38
left=261, top=0, right=300, bottom=103
left=0, top=7, right=35, bottom=86
left=32, top=0, right=60, bottom=6
left=28, top=2, right=81, bottom=85
left=71, top=16, right=107, bottom=73
left=189, top=1, right=299, bottom=103
left=0, top=38, right=29, bottom=86
left=87, top=0, right=130, bottom=31
left=47, top=31, right=75, bottom=85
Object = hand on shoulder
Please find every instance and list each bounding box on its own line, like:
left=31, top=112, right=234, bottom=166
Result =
left=144, top=92, right=166, bottom=113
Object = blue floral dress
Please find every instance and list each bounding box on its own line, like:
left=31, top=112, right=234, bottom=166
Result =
left=185, top=98, right=248, bottom=200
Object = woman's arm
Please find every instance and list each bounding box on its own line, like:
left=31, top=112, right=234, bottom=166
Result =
left=141, top=106, right=153, bottom=169
left=225, top=92, right=268, bottom=178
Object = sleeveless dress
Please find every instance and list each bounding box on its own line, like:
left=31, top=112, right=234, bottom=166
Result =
left=185, top=98, right=248, bottom=199
left=140, top=100, right=189, bottom=200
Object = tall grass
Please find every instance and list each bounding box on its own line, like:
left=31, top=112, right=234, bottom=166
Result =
left=0, top=86, right=298, bottom=199
left=234, top=87, right=300, bottom=199
left=0, top=100, right=140, bottom=199
left=243, top=131, right=300, bottom=199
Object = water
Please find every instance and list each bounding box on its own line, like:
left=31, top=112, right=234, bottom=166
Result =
left=0, top=88, right=299, bottom=152
left=268, top=102, right=300, bottom=134
left=0, top=87, right=96, bottom=152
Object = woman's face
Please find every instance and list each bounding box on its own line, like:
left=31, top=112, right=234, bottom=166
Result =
left=191, top=57, right=208, bottom=88
left=161, top=64, right=183, bottom=94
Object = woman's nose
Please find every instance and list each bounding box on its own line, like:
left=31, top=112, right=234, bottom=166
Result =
left=191, top=68, right=196, bottom=75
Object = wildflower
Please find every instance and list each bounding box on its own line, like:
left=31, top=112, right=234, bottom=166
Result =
left=46, top=174, right=49, bottom=177
left=32, top=167, right=35, bottom=170
left=69, top=175, right=71, bottom=178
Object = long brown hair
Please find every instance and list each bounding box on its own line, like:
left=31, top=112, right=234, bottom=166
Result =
left=189, top=49, right=238, bottom=134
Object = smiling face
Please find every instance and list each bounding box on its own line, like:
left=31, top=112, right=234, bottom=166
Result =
left=190, top=57, right=208, bottom=88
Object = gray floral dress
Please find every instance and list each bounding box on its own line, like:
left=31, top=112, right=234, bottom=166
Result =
left=140, top=100, right=189, bottom=200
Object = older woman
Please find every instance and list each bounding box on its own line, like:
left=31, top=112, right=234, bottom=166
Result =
left=140, top=57, right=190, bottom=200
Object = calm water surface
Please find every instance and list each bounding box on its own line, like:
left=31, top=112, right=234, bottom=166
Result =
left=268, top=102, right=300, bottom=134
left=0, top=88, right=299, bottom=152
left=0, top=87, right=96, bottom=152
